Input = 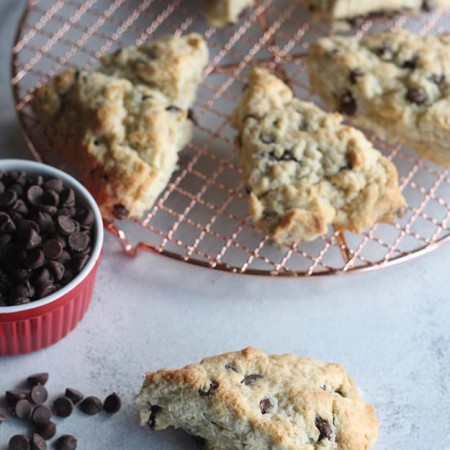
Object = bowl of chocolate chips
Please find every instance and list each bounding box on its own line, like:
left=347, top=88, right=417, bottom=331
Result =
left=0, top=159, right=103, bottom=356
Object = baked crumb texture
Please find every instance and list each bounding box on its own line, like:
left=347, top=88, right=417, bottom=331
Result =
left=233, top=68, right=405, bottom=246
left=137, top=347, right=378, bottom=450
left=31, top=34, right=208, bottom=219
left=310, top=30, right=450, bottom=166
left=204, top=0, right=255, bottom=27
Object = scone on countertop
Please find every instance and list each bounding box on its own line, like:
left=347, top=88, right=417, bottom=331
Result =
left=30, top=69, right=193, bottom=219
left=309, top=30, right=450, bottom=166
left=136, top=347, right=378, bottom=450
left=232, top=68, right=405, bottom=245
left=100, top=33, right=208, bottom=109
left=204, top=0, right=254, bottom=27
left=306, top=0, right=450, bottom=24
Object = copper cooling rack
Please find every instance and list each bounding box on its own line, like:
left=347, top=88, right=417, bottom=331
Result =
left=11, top=0, right=450, bottom=276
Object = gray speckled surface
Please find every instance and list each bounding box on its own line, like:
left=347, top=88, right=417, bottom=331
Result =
left=1, top=1, right=450, bottom=449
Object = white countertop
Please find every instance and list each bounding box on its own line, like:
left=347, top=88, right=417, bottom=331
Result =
left=1, top=2, right=449, bottom=449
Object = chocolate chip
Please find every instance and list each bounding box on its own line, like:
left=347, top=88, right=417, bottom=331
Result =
left=53, top=396, right=74, bottom=418
left=339, top=91, right=357, bottom=115
left=79, top=396, right=103, bottom=415
left=54, top=435, right=77, bottom=450
left=402, top=57, right=418, bottom=69
left=113, top=204, right=129, bottom=220
left=8, top=435, right=30, bottom=450
left=103, top=392, right=121, bottom=413
left=259, top=397, right=275, bottom=414
left=0, top=190, right=18, bottom=207
left=64, top=388, right=83, bottom=405
left=36, top=421, right=56, bottom=440
left=59, top=188, right=75, bottom=208
left=316, top=417, right=332, bottom=441
left=0, top=212, right=16, bottom=233
left=36, top=284, right=56, bottom=299
left=187, top=109, right=198, bottom=126
left=147, top=405, right=161, bottom=429
left=30, top=433, right=46, bottom=450
left=57, top=216, right=76, bottom=235
left=13, top=199, right=28, bottom=215
left=35, top=212, right=54, bottom=233
left=260, top=134, right=275, bottom=144
left=14, top=399, right=32, bottom=419
left=430, top=74, right=445, bottom=85
left=406, top=87, right=428, bottom=105
left=422, top=0, right=434, bottom=11
left=33, top=268, right=53, bottom=289
left=166, top=105, right=182, bottom=112
left=30, top=385, right=48, bottom=404
left=24, top=249, right=45, bottom=270
left=68, top=231, right=89, bottom=252
left=43, top=178, right=63, bottom=193
left=27, top=185, right=44, bottom=206
left=349, top=69, right=364, bottom=84
left=47, top=261, right=65, bottom=281
left=225, top=364, right=238, bottom=372
left=76, top=209, right=94, bottom=229
left=42, top=239, right=63, bottom=260
left=5, top=390, right=27, bottom=406
left=42, top=190, right=59, bottom=207
left=23, top=228, right=42, bottom=250
left=32, top=405, right=52, bottom=426
left=241, top=374, right=263, bottom=386
left=198, top=381, right=219, bottom=397
left=376, top=42, right=394, bottom=59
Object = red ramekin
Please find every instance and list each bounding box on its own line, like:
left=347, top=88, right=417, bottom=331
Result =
left=0, top=159, right=104, bottom=356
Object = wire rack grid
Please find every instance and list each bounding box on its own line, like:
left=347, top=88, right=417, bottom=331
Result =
left=10, top=0, right=450, bottom=276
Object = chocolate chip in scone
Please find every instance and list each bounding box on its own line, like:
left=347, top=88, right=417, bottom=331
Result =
left=225, top=363, right=238, bottom=372
left=113, top=204, right=129, bottom=220
left=36, top=421, right=56, bottom=440
left=376, top=42, right=394, bottom=60
left=14, top=399, right=33, bottom=419
left=5, top=391, right=27, bottom=406
left=166, top=105, right=182, bottom=113
left=79, top=396, right=103, bottom=415
left=422, top=0, right=434, bottom=11
left=406, top=87, right=428, bottom=105
left=402, top=57, right=418, bottom=69
left=339, top=91, right=357, bottom=116
left=147, top=405, right=162, bottom=429
left=241, top=374, right=263, bottom=386
left=8, top=434, right=30, bottom=450
left=30, top=433, right=47, bottom=450
left=103, top=393, right=121, bottom=414
left=430, top=74, right=445, bottom=85
left=54, top=435, right=77, bottom=450
left=315, top=416, right=333, bottom=441
left=198, top=381, right=219, bottom=397
left=64, top=388, right=84, bottom=405
left=349, top=69, right=364, bottom=85
left=32, top=405, right=52, bottom=425
left=187, top=109, right=198, bottom=126
left=53, top=396, right=74, bottom=418
left=30, top=385, right=48, bottom=405
left=260, top=133, right=275, bottom=144
left=259, top=397, right=275, bottom=414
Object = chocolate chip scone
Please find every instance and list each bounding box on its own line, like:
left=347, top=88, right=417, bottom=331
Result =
left=204, top=0, right=254, bottom=27
left=30, top=69, right=192, bottom=219
left=306, top=0, right=450, bottom=25
left=309, top=30, right=450, bottom=166
left=232, top=68, right=405, bottom=245
left=137, top=347, right=378, bottom=450
left=100, top=33, right=208, bottom=109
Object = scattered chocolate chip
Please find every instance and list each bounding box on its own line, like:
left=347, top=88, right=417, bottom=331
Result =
left=316, top=417, right=333, bottom=441
left=198, top=381, right=219, bottom=397
left=8, top=434, right=30, bottom=450
left=259, top=397, right=275, bottom=414
left=79, top=396, right=103, bottom=415
left=225, top=363, right=238, bottom=372
left=32, top=405, right=52, bottom=426
left=30, top=385, right=48, bottom=404
left=36, top=421, right=56, bottom=440
left=68, top=231, right=89, bottom=252
left=406, top=87, right=428, bottom=105
left=339, top=91, right=357, bottom=115
left=147, top=405, right=161, bottom=429
left=64, top=388, right=83, bottom=405
left=241, top=374, right=263, bottom=386
left=103, top=392, right=121, bottom=414
left=14, top=399, right=33, bottom=419
left=54, top=435, right=77, bottom=450
left=42, top=239, right=63, bottom=260
left=113, top=204, right=128, bottom=220
left=30, top=433, right=47, bottom=450
left=53, top=396, right=74, bottom=418
left=27, top=372, right=49, bottom=387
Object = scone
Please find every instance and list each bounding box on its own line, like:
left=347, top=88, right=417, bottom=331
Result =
left=30, top=69, right=193, bottom=219
left=309, top=30, right=450, bottom=166
left=306, top=0, right=450, bottom=24
left=100, top=33, right=208, bottom=109
left=204, top=0, right=254, bottom=27
left=137, top=347, right=378, bottom=450
left=232, top=68, right=405, bottom=245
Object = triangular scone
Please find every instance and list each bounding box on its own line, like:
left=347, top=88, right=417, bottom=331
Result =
left=232, top=68, right=405, bottom=245
left=137, top=347, right=378, bottom=450
left=204, top=0, right=254, bottom=27
left=309, top=30, right=450, bottom=166
left=31, top=68, right=192, bottom=219
left=306, top=0, right=450, bottom=24
left=100, top=33, right=208, bottom=109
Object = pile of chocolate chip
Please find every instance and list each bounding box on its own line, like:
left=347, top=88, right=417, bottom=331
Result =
left=2, top=372, right=121, bottom=450
left=0, top=171, right=96, bottom=306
